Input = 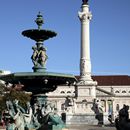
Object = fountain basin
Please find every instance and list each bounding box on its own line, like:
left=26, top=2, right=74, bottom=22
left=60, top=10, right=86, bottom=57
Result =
left=22, top=29, right=57, bottom=42
left=0, top=72, right=77, bottom=94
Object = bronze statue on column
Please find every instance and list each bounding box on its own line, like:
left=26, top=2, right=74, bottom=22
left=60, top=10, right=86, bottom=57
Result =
left=82, top=0, right=89, bottom=5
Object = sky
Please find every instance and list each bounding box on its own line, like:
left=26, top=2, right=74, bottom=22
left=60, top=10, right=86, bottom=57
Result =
left=0, top=0, right=130, bottom=76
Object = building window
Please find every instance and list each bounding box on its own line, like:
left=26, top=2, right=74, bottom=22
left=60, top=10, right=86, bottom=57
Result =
left=108, top=100, right=112, bottom=115
left=67, top=91, right=71, bottom=94
left=82, top=99, right=87, bottom=103
left=116, top=104, right=120, bottom=111
left=60, top=91, right=65, bottom=94
left=61, top=103, right=64, bottom=110
left=115, top=90, right=120, bottom=93
left=122, top=90, right=126, bottom=93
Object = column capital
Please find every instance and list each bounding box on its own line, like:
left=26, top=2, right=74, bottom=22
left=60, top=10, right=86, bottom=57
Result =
left=78, top=11, right=92, bottom=22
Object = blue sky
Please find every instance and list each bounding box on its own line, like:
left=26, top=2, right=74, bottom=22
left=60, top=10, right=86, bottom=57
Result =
left=0, top=0, right=130, bottom=75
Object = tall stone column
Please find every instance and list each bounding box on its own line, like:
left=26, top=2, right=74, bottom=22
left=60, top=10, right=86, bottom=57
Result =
left=65, top=1, right=99, bottom=124
left=78, top=1, right=97, bottom=87
left=76, top=1, right=97, bottom=101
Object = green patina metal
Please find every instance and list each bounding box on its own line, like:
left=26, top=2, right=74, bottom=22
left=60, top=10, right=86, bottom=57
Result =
left=0, top=12, right=76, bottom=130
left=22, top=12, right=57, bottom=72
left=0, top=71, right=76, bottom=94
left=35, top=12, right=44, bottom=30
left=22, top=12, right=56, bottom=42
left=0, top=12, right=77, bottom=94
left=22, top=29, right=57, bottom=42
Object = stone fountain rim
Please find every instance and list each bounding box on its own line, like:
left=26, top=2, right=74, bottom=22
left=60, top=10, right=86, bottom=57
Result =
left=0, top=71, right=77, bottom=84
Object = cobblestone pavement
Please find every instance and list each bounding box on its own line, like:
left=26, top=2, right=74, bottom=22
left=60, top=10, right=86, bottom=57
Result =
left=67, top=125, right=116, bottom=130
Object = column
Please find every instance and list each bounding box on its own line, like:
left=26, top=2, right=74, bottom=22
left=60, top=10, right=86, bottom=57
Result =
left=78, top=1, right=97, bottom=86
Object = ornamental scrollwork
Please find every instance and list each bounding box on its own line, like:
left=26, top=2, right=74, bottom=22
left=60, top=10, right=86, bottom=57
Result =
left=78, top=11, right=92, bottom=21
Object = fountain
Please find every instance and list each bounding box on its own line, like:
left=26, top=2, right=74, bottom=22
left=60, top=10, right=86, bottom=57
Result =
left=22, top=12, right=57, bottom=72
left=0, top=12, right=77, bottom=130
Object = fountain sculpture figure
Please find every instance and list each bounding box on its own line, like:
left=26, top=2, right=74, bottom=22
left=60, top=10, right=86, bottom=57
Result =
left=22, top=12, right=56, bottom=72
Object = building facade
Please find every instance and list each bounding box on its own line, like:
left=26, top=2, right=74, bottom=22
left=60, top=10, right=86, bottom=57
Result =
left=94, top=75, right=130, bottom=120
left=46, top=75, right=130, bottom=124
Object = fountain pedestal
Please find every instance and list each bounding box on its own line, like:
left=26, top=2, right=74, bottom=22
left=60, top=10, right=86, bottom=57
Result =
left=32, top=66, right=46, bottom=72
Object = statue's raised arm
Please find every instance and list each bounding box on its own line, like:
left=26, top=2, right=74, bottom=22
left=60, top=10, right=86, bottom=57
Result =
left=82, top=0, right=89, bottom=4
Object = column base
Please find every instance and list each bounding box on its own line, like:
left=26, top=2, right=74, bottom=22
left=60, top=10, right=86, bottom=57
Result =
left=66, top=113, right=98, bottom=125
left=77, top=79, right=97, bottom=86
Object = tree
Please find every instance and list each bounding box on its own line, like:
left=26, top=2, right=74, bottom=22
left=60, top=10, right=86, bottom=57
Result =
left=0, top=90, right=31, bottom=113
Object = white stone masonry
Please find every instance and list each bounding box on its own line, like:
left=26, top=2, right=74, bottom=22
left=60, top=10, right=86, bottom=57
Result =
left=78, top=4, right=97, bottom=86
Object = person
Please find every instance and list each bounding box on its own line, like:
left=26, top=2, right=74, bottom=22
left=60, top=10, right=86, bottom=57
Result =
left=119, top=105, right=129, bottom=121
left=108, top=115, right=113, bottom=124
left=92, top=99, right=104, bottom=125
left=61, top=111, right=66, bottom=124
left=115, top=104, right=130, bottom=130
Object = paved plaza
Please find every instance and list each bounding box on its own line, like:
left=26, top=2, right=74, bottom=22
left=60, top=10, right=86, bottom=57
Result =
left=67, top=125, right=116, bottom=130
left=0, top=124, right=117, bottom=130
